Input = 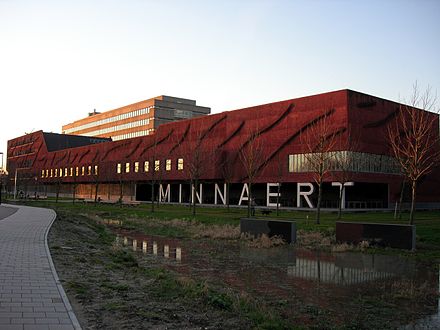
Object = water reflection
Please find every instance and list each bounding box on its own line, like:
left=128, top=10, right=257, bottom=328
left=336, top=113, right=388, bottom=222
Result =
left=116, top=234, right=182, bottom=262
left=109, top=225, right=438, bottom=328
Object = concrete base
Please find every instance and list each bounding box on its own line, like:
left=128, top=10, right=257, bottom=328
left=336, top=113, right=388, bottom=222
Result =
left=240, top=218, right=296, bottom=243
left=336, top=221, right=416, bottom=250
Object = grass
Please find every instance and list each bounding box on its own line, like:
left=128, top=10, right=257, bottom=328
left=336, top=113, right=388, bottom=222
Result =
left=15, top=199, right=440, bottom=259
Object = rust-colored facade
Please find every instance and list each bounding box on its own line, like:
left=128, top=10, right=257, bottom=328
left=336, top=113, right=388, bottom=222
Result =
left=62, top=95, right=210, bottom=141
left=7, top=89, right=440, bottom=209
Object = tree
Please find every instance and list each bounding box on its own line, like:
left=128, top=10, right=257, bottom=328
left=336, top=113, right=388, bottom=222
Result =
left=239, top=127, right=265, bottom=218
left=220, top=150, right=235, bottom=212
left=185, top=126, right=209, bottom=216
left=388, top=83, right=439, bottom=224
left=333, top=126, right=360, bottom=219
left=302, top=113, right=338, bottom=224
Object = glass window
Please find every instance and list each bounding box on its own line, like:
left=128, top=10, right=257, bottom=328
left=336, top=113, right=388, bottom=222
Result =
left=94, top=165, right=98, bottom=175
left=144, top=161, right=149, bottom=172
left=134, top=162, right=139, bottom=173
left=154, top=160, right=160, bottom=172
left=87, top=166, right=91, bottom=175
left=166, top=159, right=171, bottom=171
left=70, top=168, right=73, bottom=177
left=41, top=169, right=45, bottom=178
left=64, top=168, right=68, bottom=177
left=75, top=167, right=79, bottom=177
left=46, top=169, right=49, bottom=177
left=117, top=163, right=122, bottom=174
left=55, top=169, right=58, bottom=177
left=81, top=166, right=85, bottom=176
left=177, top=158, right=184, bottom=170
left=125, top=162, right=130, bottom=173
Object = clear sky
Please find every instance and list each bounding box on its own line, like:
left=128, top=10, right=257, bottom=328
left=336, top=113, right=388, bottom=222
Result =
left=1, top=0, right=439, bottom=168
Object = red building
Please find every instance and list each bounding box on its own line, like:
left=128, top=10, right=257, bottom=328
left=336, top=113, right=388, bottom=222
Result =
left=6, top=89, right=440, bottom=209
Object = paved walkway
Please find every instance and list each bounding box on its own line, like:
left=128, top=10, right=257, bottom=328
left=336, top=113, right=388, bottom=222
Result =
left=0, top=205, right=81, bottom=330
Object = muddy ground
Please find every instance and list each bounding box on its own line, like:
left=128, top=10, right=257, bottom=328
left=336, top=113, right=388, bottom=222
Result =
left=48, top=209, right=439, bottom=329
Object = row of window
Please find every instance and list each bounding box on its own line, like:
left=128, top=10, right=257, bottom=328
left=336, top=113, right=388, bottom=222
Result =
left=112, top=129, right=155, bottom=141
left=84, top=118, right=152, bottom=137
left=41, top=165, right=98, bottom=178
left=116, top=159, right=184, bottom=174
left=288, top=151, right=400, bottom=174
left=63, top=106, right=154, bottom=134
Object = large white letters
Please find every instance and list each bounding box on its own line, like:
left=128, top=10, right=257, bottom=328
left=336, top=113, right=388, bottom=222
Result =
left=191, top=184, right=203, bottom=204
left=331, top=182, right=354, bottom=209
left=297, top=183, right=314, bottom=208
left=159, top=184, right=170, bottom=202
left=238, top=183, right=249, bottom=205
left=266, top=183, right=280, bottom=207
left=214, top=183, right=227, bottom=205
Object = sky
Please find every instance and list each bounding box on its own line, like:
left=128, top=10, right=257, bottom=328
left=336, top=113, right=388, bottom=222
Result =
left=0, top=0, right=439, bottom=168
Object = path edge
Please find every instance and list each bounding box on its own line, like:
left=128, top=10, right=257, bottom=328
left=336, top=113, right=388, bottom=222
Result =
left=44, top=209, right=83, bottom=330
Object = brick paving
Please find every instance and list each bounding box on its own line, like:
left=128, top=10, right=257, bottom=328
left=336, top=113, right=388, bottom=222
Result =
left=0, top=205, right=81, bottom=330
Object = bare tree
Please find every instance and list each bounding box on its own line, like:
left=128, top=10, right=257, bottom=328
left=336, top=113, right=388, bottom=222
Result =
left=333, top=126, right=360, bottom=219
left=239, top=128, right=265, bottom=218
left=220, top=150, right=235, bottom=212
left=302, top=114, right=338, bottom=224
left=185, top=126, right=209, bottom=216
left=388, top=83, right=439, bottom=224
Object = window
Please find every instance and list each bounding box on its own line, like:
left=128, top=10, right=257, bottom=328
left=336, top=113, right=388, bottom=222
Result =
left=50, top=169, right=53, bottom=177
left=177, top=158, right=184, bottom=170
left=125, top=162, right=130, bottom=173
left=41, top=170, right=44, bottom=178
left=117, top=163, right=122, bottom=174
left=64, top=168, right=68, bottom=177
left=154, top=160, right=160, bottom=172
left=94, top=165, right=98, bottom=175
left=81, top=166, right=85, bottom=176
left=70, top=168, right=73, bottom=177
left=166, top=159, right=171, bottom=171
left=46, top=169, right=49, bottom=177
left=134, top=162, right=139, bottom=173
left=144, top=161, right=149, bottom=172
left=55, top=169, right=58, bottom=177
left=88, top=166, right=92, bottom=175
left=76, top=167, right=79, bottom=177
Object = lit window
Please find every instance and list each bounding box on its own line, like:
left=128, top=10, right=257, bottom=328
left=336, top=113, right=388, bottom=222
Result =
left=55, top=169, right=58, bottom=177
left=166, top=159, right=171, bottom=171
left=117, top=163, right=122, bottom=174
left=134, top=162, right=139, bottom=173
left=81, top=166, right=85, bottom=176
left=88, top=166, right=92, bottom=175
left=154, top=160, right=160, bottom=172
left=125, top=162, right=130, bottom=173
left=50, top=169, right=53, bottom=177
left=46, top=169, right=49, bottom=177
left=41, top=169, right=44, bottom=178
left=177, top=158, right=184, bottom=170
left=94, top=165, right=98, bottom=175
left=76, top=167, right=79, bottom=177
left=64, top=168, right=68, bottom=177
left=70, top=168, right=73, bottom=176
left=144, top=161, right=149, bottom=172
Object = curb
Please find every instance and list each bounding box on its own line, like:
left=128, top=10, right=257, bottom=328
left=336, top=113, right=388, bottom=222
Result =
left=44, top=208, right=83, bottom=330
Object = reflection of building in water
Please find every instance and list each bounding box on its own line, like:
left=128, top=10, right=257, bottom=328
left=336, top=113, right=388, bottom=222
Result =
left=287, top=258, right=393, bottom=285
left=117, top=234, right=182, bottom=261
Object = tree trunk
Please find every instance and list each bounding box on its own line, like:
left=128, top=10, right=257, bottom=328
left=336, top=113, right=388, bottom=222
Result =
left=94, top=182, right=99, bottom=206
left=337, top=184, right=344, bottom=220
left=150, top=182, right=155, bottom=212
left=398, top=180, right=405, bottom=220
left=409, top=180, right=417, bottom=225
left=55, top=181, right=60, bottom=203
left=248, top=182, right=252, bottom=218
left=226, top=182, right=230, bottom=212
left=276, top=183, right=281, bottom=216
left=316, top=181, right=322, bottom=224
left=72, top=183, right=76, bottom=204
left=192, top=180, right=197, bottom=216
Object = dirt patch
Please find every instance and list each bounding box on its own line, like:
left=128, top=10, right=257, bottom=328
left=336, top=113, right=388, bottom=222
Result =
left=49, top=211, right=254, bottom=329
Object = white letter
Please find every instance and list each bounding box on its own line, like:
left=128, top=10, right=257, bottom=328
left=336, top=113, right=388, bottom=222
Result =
left=159, top=184, right=170, bottom=202
left=297, top=183, right=314, bottom=208
left=331, top=182, right=354, bottom=209
left=238, top=183, right=249, bottom=205
left=215, top=183, right=226, bottom=205
left=191, top=184, right=203, bottom=204
left=266, top=183, right=281, bottom=207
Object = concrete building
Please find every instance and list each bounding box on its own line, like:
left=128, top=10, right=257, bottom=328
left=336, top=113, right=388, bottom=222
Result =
left=62, top=95, right=210, bottom=141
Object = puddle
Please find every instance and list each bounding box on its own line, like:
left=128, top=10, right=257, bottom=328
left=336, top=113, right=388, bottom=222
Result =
left=110, top=224, right=439, bottom=328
